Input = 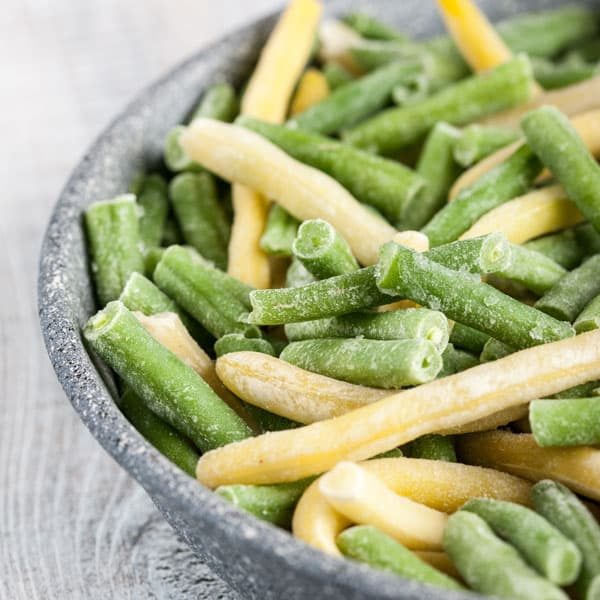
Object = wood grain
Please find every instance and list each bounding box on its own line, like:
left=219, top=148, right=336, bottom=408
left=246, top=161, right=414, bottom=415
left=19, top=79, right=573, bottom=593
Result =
left=0, top=0, right=280, bottom=597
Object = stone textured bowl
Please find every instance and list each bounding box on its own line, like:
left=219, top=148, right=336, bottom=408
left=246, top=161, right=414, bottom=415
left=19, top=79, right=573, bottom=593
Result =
left=39, top=1, right=588, bottom=598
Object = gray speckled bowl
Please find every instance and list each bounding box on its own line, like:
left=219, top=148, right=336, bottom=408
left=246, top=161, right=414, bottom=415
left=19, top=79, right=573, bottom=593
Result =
left=39, top=1, right=588, bottom=598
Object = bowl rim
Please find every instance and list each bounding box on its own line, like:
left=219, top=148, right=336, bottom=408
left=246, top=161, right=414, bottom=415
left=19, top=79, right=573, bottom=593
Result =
left=37, top=5, right=479, bottom=599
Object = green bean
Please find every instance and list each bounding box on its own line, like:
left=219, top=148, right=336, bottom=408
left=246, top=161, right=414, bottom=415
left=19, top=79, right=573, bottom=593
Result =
left=130, top=174, right=169, bottom=249
left=154, top=245, right=257, bottom=338
left=292, top=219, right=358, bottom=279
left=349, top=41, right=418, bottom=71
left=279, top=338, right=441, bottom=388
left=530, top=398, right=600, bottom=447
left=423, top=35, right=466, bottom=66
left=575, top=293, right=600, bottom=333
left=461, top=498, right=582, bottom=586
left=338, top=526, right=463, bottom=591
left=532, top=56, right=598, bottom=91
left=160, top=215, right=183, bottom=246
left=216, top=478, right=314, bottom=529
left=404, top=435, right=456, bottom=462
left=376, top=242, right=574, bottom=349
left=443, top=511, right=568, bottom=600
left=284, top=308, right=449, bottom=352
left=438, top=343, right=479, bottom=377
left=259, top=204, right=299, bottom=257
left=264, top=334, right=287, bottom=357
left=143, top=247, right=164, bottom=278
left=238, top=116, right=427, bottom=224
left=497, top=6, right=598, bottom=59
left=416, top=7, right=597, bottom=71
left=165, top=82, right=238, bottom=172
left=169, top=171, right=229, bottom=269
left=575, top=223, right=600, bottom=256
left=85, top=194, right=145, bottom=306
left=164, top=125, right=203, bottom=172
left=244, top=405, right=299, bottom=433
left=350, top=40, right=468, bottom=90
left=587, top=577, right=600, bottom=600
left=214, top=333, right=275, bottom=358
left=485, top=277, right=532, bottom=303
left=342, top=13, right=407, bottom=42
left=522, top=106, right=600, bottom=234
left=344, top=56, right=534, bottom=155
left=551, top=381, right=600, bottom=400
left=425, top=233, right=512, bottom=275
left=285, top=257, right=317, bottom=288
left=391, top=76, right=430, bottom=107
left=252, top=235, right=516, bottom=325
left=207, top=261, right=253, bottom=310
left=535, top=255, right=600, bottom=322
left=567, top=38, right=600, bottom=63
left=449, top=322, right=490, bottom=354
left=287, top=60, right=423, bottom=135
left=252, top=237, right=517, bottom=326
left=120, top=272, right=183, bottom=316
left=401, top=122, right=461, bottom=230
left=480, top=338, right=514, bottom=363
left=250, top=266, right=390, bottom=325
left=374, top=448, right=404, bottom=459
left=322, top=62, right=354, bottom=90
left=497, top=245, right=567, bottom=296
left=84, top=302, right=252, bottom=451
left=166, top=244, right=252, bottom=309
left=453, top=125, right=520, bottom=168
left=421, top=144, right=542, bottom=247
left=119, top=271, right=212, bottom=348
left=119, top=389, right=199, bottom=477
left=533, top=480, right=600, bottom=599
left=524, top=229, right=585, bottom=270
left=190, top=82, right=238, bottom=122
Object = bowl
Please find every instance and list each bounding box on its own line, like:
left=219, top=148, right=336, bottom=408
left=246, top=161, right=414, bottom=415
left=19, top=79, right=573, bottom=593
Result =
left=38, top=1, right=589, bottom=598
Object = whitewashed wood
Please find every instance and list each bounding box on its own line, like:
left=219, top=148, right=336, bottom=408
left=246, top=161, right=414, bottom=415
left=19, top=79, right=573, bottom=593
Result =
left=0, top=1, right=280, bottom=597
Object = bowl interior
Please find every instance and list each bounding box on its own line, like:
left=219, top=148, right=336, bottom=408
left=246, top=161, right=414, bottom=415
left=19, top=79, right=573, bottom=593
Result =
left=39, top=1, right=592, bottom=598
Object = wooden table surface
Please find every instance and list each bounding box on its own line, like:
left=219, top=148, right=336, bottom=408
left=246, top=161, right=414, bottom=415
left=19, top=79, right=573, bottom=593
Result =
left=0, top=1, right=280, bottom=597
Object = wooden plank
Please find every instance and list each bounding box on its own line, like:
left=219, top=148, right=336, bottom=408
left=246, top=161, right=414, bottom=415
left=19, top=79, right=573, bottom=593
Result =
left=0, top=0, right=279, bottom=597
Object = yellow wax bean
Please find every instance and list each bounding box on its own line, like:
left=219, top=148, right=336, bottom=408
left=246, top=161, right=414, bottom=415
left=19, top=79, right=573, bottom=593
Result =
left=181, top=120, right=397, bottom=266
left=292, top=457, right=531, bottom=555
left=241, top=0, right=322, bottom=122
left=216, top=350, right=526, bottom=432
left=436, top=0, right=513, bottom=73
left=319, top=462, right=448, bottom=550
left=292, top=478, right=350, bottom=556
left=393, top=230, right=430, bottom=252
left=290, top=68, right=330, bottom=116
left=439, top=405, right=529, bottom=435
left=216, top=352, right=388, bottom=423
left=229, top=0, right=322, bottom=288
left=229, top=185, right=271, bottom=289
left=436, top=0, right=543, bottom=102
left=361, top=458, right=532, bottom=511
left=457, top=431, right=600, bottom=501
left=460, top=185, right=584, bottom=244
left=196, top=330, right=600, bottom=488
